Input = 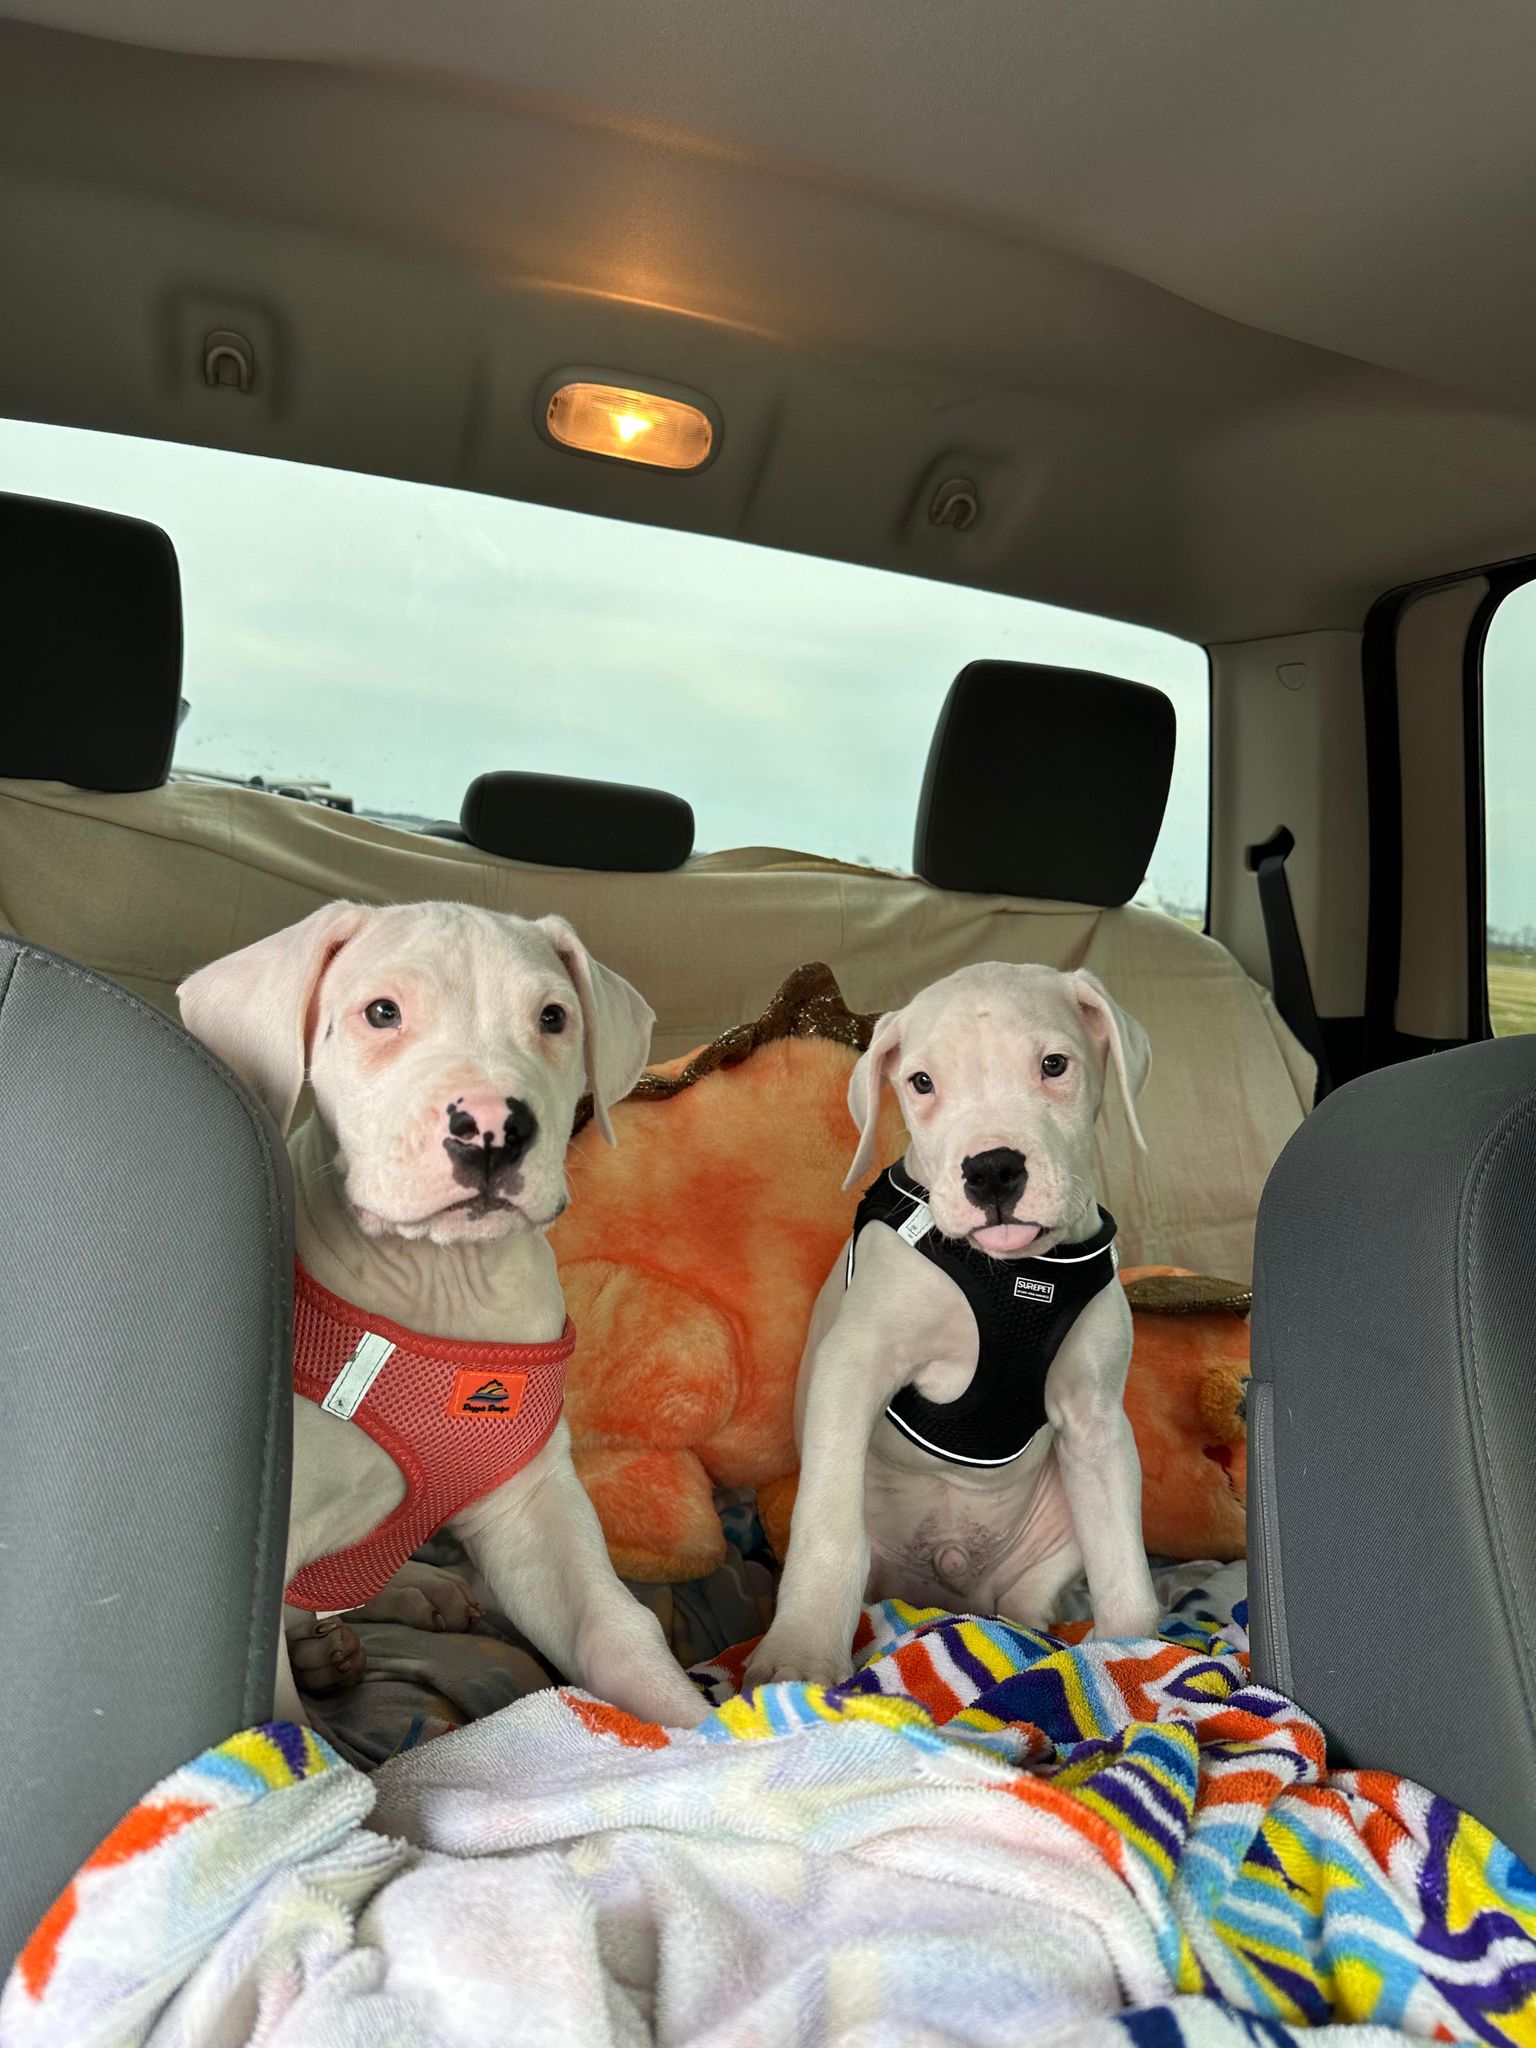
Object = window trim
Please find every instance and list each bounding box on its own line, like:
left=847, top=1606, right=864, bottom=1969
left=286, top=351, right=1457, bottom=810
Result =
left=1462, top=577, right=1499, bottom=1045
left=1200, top=647, right=1214, bottom=937
left=1363, top=545, right=1536, bottom=1065
left=1469, top=559, right=1536, bottom=1043
left=1361, top=581, right=1408, bottom=1071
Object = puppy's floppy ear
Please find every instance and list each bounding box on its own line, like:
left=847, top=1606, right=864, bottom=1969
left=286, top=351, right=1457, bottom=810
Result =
left=1070, top=968, right=1151, bottom=1153
left=538, top=915, right=654, bottom=1145
left=178, top=902, right=373, bottom=1134
left=844, top=1007, right=904, bottom=1188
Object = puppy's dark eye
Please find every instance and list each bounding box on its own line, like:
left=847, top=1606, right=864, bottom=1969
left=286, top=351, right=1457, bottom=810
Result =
left=364, top=998, right=401, bottom=1030
left=908, top=1070, right=935, bottom=1096
left=539, top=1004, right=568, bottom=1036
left=1041, top=1053, right=1070, bottom=1079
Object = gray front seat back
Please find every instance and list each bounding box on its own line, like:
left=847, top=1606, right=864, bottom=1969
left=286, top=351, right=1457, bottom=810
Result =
left=1248, top=1034, right=1536, bottom=1868
left=0, top=938, right=292, bottom=1969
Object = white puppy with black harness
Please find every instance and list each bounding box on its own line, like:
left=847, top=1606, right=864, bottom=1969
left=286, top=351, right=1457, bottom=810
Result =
left=745, top=960, right=1161, bottom=1692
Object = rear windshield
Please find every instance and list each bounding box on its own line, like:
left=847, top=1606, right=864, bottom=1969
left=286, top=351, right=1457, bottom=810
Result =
left=1, top=418, right=1209, bottom=915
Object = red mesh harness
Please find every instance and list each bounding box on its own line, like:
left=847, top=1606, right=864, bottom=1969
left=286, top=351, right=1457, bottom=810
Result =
left=284, top=1262, right=575, bottom=1613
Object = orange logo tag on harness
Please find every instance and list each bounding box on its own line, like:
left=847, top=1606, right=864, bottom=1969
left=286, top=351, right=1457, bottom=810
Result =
left=448, top=1370, right=527, bottom=1418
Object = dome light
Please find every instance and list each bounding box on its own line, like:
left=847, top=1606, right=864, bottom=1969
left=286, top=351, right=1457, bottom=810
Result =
left=537, top=372, right=718, bottom=472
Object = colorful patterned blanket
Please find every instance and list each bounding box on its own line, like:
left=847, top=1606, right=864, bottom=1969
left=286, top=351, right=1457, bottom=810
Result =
left=5, top=1589, right=1534, bottom=2046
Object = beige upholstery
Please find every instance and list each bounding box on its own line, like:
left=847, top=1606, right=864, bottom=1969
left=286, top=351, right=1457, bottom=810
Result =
left=0, top=777, right=1311, bottom=1281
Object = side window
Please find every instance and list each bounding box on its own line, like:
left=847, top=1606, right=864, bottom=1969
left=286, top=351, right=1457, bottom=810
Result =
left=1483, top=580, right=1536, bottom=1036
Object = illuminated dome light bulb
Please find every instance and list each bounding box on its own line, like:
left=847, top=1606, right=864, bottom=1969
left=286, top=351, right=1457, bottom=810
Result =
left=541, top=377, right=717, bottom=471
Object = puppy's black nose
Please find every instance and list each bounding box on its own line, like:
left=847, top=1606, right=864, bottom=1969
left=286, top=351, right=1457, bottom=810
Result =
left=961, top=1146, right=1028, bottom=1218
left=443, top=1095, right=538, bottom=1184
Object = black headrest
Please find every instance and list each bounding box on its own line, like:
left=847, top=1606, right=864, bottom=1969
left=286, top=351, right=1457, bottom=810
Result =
left=914, top=661, right=1176, bottom=907
left=3, top=493, right=184, bottom=793
left=461, top=771, right=695, bottom=872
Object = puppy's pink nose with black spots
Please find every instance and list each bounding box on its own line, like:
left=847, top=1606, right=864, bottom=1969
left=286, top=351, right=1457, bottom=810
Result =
left=442, top=1095, right=537, bottom=1184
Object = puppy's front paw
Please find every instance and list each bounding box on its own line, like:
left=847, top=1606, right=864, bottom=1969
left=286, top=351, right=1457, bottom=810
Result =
left=288, top=1615, right=367, bottom=1696
left=742, top=1627, right=854, bottom=1695
left=351, top=1563, right=482, bottom=1634
left=1088, top=1598, right=1162, bottom=1644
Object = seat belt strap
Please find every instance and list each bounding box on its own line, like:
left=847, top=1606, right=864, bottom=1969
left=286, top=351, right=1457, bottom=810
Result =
left=1247, top=825, right=1332, bottom=1103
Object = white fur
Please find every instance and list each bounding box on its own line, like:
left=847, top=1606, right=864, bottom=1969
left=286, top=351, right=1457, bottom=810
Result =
left=745, top=961, right=1160, bottom=1691
left=180, top=901, right=705, bottom=1729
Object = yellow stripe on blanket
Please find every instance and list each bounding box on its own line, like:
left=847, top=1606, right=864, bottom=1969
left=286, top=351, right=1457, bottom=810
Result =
left=218, top=1726, right=331, bottom=1790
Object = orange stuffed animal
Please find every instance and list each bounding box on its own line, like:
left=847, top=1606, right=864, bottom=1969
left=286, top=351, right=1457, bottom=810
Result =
left=549, top=965, right=1250, bottom=1582
left=1119, top=1266, right=1249, bottom=1561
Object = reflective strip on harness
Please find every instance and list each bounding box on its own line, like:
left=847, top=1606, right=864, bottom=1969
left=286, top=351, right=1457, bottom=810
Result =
left=284, top=1263, right=575, bottom=1612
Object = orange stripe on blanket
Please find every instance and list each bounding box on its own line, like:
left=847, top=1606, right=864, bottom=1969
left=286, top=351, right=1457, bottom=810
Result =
left=999, top=1773, right=1129, bottom=1873
left=1103, top=1646, right=1198, bottom=1722
left=1359, top=1806, right=1411, bottom=1869
left=1197, top=1703, right=1316, bottom=1749
left=1196, top=1768, right=1291, bottom=1810
left=17, top=1797, right=212, bottom=2000
left=1317, top=1771, right=1411, bottom=1872
left=564, top=1694, right=672, bottom=1750
left=892, top=1641, right=963, bottom=1723
left=1349, top=1768, right=1407, bottom=1817
left=713, top=1640, right=758, bottom=1686
left=1284, top=1785, right=1360, bottom=1826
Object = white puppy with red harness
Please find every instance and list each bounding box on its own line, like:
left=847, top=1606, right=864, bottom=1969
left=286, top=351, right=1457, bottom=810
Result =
left=745, top=960, right=1161, bottom=1692
left=179, top=899, right=706, bottom=1729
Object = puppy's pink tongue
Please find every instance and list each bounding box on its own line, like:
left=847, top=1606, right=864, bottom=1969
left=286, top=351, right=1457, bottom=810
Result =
left=971, top=1222, right=1042, bottom=1254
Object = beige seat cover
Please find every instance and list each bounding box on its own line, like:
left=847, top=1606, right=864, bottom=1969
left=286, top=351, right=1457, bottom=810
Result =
left=0, top=777, right=1311, bottom=1281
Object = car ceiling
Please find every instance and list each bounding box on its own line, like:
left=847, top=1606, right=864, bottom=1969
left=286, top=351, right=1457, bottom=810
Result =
left=2, top=0, right=1536, bottom=643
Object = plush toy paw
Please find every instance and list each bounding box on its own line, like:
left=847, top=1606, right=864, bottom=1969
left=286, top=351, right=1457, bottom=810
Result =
left=350, top=1561, right=482, bottom=1633
left=288, top=1614, right=367, bottom=1695
left=571, top=1442, right=726, bottom=1583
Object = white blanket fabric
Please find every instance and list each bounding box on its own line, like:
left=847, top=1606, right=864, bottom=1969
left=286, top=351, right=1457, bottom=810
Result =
left=12, top=1581, right=1488, bottom=2048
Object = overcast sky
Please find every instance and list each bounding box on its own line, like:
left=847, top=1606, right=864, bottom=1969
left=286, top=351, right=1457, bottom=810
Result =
left=0, top=417, right=1216, bottom=909
left=15, top=414, right=1529, bottom=938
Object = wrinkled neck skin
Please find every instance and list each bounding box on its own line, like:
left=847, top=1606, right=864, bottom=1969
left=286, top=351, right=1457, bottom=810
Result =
left=901, top=1146, right=1101, bottom=1251
left=289, top=1115, right=567, bottom=1344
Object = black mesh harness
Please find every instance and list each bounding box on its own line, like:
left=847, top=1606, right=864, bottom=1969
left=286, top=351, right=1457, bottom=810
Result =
left=848, top=1160, right=1119, bottom=1467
